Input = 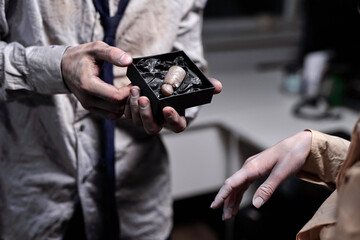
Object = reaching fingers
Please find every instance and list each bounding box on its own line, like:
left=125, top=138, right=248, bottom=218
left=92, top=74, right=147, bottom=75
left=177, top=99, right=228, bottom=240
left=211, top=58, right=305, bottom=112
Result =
left=222, top=193, right=237, bottom=221
left=210, top=153, right=272, bottom=211
left=222, top=186, right=246, bottom=221
left=250, top=133, right=312, bottom=208
left=211, top=131, right=312, bottom=223
left=211, top=186, right=231, bottom=210
left=210, top=172, right=247, bottom=209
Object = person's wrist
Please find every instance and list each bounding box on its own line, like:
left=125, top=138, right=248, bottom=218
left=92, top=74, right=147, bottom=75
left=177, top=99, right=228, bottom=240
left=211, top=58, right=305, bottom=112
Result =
left=60, top=46, right=73, bottom=93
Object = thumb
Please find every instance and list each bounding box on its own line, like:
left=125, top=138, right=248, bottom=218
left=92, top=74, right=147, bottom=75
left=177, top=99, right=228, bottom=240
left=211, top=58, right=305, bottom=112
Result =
left=208, top=78, right=222, bottom=94
left=92, top=41, right=133, bottom=67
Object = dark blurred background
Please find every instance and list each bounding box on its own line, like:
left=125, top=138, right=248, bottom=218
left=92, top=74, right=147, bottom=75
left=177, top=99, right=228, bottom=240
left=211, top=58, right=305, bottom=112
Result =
left=204, top=0, right=284, bottom=17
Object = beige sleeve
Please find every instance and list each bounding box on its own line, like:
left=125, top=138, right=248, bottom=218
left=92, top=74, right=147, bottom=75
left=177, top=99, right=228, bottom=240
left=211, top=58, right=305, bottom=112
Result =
left=296, top=130, right=350, bottom=189
left=172, top=0, right=208, bottom=73
left=0, top=2, right=69, bottom=101
left=0, top=42, right=70, bottom=101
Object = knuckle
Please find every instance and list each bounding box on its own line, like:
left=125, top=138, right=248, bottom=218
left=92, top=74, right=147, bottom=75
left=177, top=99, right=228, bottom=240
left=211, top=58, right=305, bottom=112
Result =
left=258, top=184, right=275, bottom=197
left=224, top=179, right=234, bottom=191
left=244, top=156, right=253, bottom=164
left=217, top=182, right=233, bottom=201
left=93, top=41, right=106, bottom=48
left=89, top=41, right=108, bottom=54
left=244, top=161, right=264, bottom=179
left=106, top=47, right=117, bottom=59
left=245, top=159, right=258, bottom=169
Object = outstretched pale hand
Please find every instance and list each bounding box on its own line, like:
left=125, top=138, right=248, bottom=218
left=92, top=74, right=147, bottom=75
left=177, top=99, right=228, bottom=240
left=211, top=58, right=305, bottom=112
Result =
left=61, top=41, right=133, bottom=120
left=124, top=78, right=222, bottom=134
left=210, top=131, right=312, bottom=220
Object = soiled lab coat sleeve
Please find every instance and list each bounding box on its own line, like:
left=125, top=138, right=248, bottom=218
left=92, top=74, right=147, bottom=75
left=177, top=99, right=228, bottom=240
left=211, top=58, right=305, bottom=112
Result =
left=0, top=1, right=69, bottom=101
left=173, top=0, right=208, bottom=72
left=296, top=130, right=350, bottom=189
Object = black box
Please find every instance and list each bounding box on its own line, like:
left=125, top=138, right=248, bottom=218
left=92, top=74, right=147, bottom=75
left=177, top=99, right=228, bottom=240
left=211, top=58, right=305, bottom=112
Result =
left=126, top=51, right=215, bottom=120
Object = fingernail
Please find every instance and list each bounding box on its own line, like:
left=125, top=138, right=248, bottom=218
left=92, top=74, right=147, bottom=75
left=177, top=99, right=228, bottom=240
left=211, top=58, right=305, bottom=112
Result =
left=130, top=88, right=139, bottom=97
left=119, top=53, right=132, bottom=66
left=253, top=197, right=264, bottom=208
left=138, top=99, right=148, bottom=109
left=210, top=202, right=214, bottom=209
